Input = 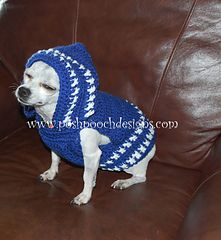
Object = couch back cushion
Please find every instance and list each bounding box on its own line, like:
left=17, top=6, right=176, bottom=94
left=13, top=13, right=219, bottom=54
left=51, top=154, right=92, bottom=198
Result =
left=0, top=0, right=220, bottom=168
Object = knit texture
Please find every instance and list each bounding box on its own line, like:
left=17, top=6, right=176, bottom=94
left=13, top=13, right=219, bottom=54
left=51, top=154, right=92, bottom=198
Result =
left=24, top=43, right=156, bottom=171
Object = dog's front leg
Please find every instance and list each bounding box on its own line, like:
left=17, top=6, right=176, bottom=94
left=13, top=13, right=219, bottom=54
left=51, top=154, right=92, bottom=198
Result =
left=39, top=151, right=61, bottom=181
left=71, top=128, right=102, bottom=206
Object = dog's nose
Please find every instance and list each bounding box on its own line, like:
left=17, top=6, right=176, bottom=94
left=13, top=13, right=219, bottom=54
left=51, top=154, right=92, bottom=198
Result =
left=18, top=87, right=31, bottom=100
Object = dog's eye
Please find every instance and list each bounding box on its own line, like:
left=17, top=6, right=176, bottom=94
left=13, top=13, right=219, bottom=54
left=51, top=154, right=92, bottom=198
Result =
left=25, top=73, right=33, bottom=79
left=41, top=83, right=56, bottom=91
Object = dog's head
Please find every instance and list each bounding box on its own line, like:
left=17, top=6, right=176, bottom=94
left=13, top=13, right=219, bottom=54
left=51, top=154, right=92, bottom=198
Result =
left=15, top=61, right=60, bottom=109
left=15, top=43, right=99, bottom=122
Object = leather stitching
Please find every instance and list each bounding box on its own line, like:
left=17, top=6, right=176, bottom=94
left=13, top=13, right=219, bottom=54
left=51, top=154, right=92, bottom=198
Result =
left=72, top=0, right=80, bottom=43
left=149, top=0, right=198, bottom=118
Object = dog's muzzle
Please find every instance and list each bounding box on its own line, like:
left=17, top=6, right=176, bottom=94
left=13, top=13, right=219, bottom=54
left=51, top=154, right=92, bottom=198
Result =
left=17, top=86, right=31, bottom=101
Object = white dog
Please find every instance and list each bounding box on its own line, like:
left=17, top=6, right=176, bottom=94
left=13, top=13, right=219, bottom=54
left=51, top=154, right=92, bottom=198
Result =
left=15, top=45, right=156, bottom=205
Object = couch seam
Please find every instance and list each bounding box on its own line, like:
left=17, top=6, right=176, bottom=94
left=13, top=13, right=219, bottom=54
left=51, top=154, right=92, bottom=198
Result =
left=191, top=170, right=221, bottom=200
left=176, top=170, right=221, bottom=238
left=0, top=126, right=25, bottom=144
left=71, top=0, right=80, bottom=43
left=0, top=56, right=18, bottom=81
left=149, top=0, right=198, bottom=118
left=0, top=59, right=24, bottom=140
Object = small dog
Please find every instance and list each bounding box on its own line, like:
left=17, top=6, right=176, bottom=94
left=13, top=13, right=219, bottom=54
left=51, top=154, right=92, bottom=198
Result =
left=15, top=43, right=156, bottom=205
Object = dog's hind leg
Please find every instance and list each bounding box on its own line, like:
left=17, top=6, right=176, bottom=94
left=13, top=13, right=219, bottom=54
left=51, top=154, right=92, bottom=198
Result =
left=39, top=151, right=61, bottom=181
left=111, top=145, right=156, bottom=190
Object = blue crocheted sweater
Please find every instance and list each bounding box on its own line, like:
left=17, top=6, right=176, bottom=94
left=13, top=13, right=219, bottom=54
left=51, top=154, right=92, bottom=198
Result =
left=24, top=43, right=156, bottom=171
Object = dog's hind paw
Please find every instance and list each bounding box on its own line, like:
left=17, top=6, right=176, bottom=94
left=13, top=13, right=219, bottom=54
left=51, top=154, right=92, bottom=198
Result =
left=111, top=176, right=146, bottom=190
left=70, top=192, right=91, bottom=206
left=111, top=179, right=131, bottom=190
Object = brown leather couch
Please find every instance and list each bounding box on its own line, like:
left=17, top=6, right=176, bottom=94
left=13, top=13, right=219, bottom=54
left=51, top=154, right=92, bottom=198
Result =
left=0, top=0, right=221, bottom=239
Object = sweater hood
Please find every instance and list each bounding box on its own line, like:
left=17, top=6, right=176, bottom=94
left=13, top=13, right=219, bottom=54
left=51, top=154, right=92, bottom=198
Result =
left=24, top=43, right=99, bottom=124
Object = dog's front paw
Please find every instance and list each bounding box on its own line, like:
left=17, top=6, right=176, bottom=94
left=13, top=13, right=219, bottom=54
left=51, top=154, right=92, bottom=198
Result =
left=70, top=192, right=91, bottom=206
left=38, top=169, right=57, bottom=182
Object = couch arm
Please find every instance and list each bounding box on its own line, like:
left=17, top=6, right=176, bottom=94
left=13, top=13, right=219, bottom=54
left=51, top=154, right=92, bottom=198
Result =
left=177, top=172, right=221, bottom=240
left=0, top=61, right=24, bottom=140
left=200, top=136, right=221, bottom=182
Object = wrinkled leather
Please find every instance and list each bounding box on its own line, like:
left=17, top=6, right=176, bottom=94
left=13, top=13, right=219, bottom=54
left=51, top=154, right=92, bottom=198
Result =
left=0, top=0, right=221, bottom=239
left=152, top=0, right=221, bottom=170
left=178, top=173, right=221, bottom=240
left=0, top=129, right=200, bottom=240
left=0, top=62, right=24, bottom=139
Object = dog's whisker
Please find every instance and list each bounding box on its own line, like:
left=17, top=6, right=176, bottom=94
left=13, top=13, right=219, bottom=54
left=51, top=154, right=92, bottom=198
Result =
left=9, top=84, right=18, bottom=89
left=9, top=84, right=19, bottom=95
left=9, top=87, right=17, bottom=91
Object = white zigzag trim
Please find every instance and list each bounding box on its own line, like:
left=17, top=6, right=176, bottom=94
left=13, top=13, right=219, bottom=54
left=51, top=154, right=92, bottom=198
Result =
left=87, top=94, right=96, bottom=102
left=86, top=77, right=95, bottom=85
left=85, top=102, right=95, bottom=111
left=111, top=153, right=120, bottom=160
left=63, top=115, right=71, bottom=124
left=84, top=110, right=95, bottom=118
left=129, top=135, right=138, bottom=141
left=106, top=160, right=114, bottom=164
left=120, top=164, right=128, bottom=169
left=79, top=64, right=85, bottom=69
left=149, top=126, right=155, bottom=135
left=126, top=157, right=136, bottom=165
left=87, top=86, right=96, bottom=94
left=138, top=144, right=146, bottom=153
left=103, top=102, right=154, bottom=169
left=143, top=139, right=150, bottom=147
left=71, top=87, right=80, bottom=96
left=48, top=49, right=97, bottom=119
left=108, top=114, right=145, bottom=165
left=44, top=49, right=83, bottom=123
left=135, top=128, right=143, bottom=134
left=70, top=96, right=78, bottom=104
left=71, top=78, right=79, bottom=87
left=113, top=166, right=121, bottom=171
left=84, top=69, right=91, bottom=76
left=107, top=168, right=115, bottom=171
left=122, top=141, right=132, bottom=148
left=118, top=147, right=126, bottom=154
left=132, top=151, right=141, bottom=159
left=70, top=70, right=76, bottom=77
left=146, top=132, right=153, bottom=141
